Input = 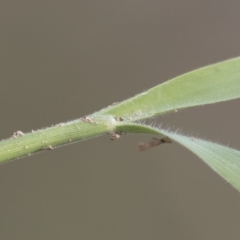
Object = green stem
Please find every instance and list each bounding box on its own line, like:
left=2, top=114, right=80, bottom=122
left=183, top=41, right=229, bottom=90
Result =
left=0, top=115, right=117, bottom=164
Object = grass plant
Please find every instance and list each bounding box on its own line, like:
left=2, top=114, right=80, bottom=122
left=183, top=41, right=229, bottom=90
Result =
left=1, top=57, right=240, bottom=190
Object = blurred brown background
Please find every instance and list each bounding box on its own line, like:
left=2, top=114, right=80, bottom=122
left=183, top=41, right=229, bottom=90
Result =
left=1, top=1, right=240, bottom=239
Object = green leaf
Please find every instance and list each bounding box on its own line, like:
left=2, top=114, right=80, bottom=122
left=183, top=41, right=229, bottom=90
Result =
left=104, top=57, right=240, bottom=191
left=99, top=57, right=240, bottom=121
left=1, top=55, right=240, bottom=188
left=160, top=129, right=240, bottom=191
left=114, top=122, right=240, bottom=191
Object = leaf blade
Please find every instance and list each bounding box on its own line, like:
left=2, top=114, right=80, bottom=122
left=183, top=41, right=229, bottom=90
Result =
left=100, top=57, right=240, bottom=121
left=159, top=129, right=240, bottom=191
left=115, top=121, right=240, bottom=191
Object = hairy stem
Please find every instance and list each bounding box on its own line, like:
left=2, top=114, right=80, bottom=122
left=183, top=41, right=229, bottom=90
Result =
left=0, top=115, right=117, bottom=164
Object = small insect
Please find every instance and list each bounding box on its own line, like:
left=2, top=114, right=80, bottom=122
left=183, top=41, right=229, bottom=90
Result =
left=114, top=116, right=124, bottom=122
left=110, top=131, right=125, bottom=140
left=11, top=131, right=24, bottom=138
left=42, top=145, right=53, bottom=150
left=139, top=137, right=172, bottom=151
left=81, top=116, right=98, bottom=125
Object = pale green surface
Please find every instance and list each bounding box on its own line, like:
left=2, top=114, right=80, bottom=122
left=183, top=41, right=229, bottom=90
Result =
left=115, top=122, right=240, bottom=191
left=0, top=115, right=116, bottom=164
left=162, top=130, right=240, bottom=191
left=105, top=56, right=240, bottom=191
left=99, top=57, right=240, bottom=120
left=1, top=57, right=240, bottom=192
